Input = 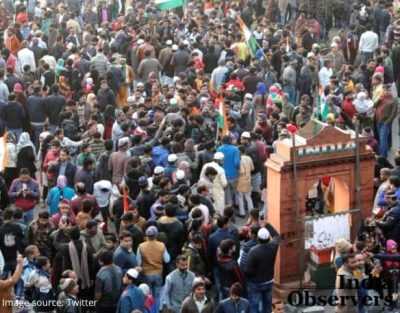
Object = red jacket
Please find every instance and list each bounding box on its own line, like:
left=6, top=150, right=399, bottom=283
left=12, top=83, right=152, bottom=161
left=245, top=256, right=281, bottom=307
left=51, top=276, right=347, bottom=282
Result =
left=43, top=149, right=60, bottom=172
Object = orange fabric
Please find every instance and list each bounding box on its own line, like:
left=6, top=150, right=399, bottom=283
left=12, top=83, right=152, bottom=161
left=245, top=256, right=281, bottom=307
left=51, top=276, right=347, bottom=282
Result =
left=6, top=36, right=21, bottom=55
left=123, top=186, right=129, bottom=213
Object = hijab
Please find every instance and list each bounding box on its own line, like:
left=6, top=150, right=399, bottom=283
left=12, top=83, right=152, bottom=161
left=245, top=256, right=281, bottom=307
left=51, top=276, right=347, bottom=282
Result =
left=55, top=58, right=65, bottom=77
left=17, top=132, right=36, bottom=155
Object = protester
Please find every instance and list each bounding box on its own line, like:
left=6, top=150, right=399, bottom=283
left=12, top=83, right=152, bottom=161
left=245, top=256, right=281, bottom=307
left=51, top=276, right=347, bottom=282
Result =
left=161, top=254, right=195, bottom=313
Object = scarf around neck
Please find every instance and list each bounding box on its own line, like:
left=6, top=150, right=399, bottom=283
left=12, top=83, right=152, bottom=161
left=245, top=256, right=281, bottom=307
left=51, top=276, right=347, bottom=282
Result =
left=68, top=241, right=91, bottom=290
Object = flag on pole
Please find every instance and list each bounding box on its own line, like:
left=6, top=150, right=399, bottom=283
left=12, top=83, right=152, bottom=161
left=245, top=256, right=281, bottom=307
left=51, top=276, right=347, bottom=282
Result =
left=215, top=96, right=229, bottom=137
left=318, top=86, right=329, bottom=121
left=155, top=0, right=184, bottom=10
left=237, top=15, right=258, bottom=57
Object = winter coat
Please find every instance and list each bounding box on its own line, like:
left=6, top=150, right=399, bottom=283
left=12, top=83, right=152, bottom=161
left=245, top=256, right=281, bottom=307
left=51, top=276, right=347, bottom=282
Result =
left=180, top=295, right=215, bottom=313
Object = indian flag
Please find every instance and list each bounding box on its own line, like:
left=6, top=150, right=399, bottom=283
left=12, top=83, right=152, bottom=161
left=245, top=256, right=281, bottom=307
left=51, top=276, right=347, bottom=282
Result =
left=318, top=86, right=329, bottom=121
left=237, top=15, right=258, bottom=57
left=155, top=0, right=184, bottom=10
left=215, top=96, right=228, bottom=137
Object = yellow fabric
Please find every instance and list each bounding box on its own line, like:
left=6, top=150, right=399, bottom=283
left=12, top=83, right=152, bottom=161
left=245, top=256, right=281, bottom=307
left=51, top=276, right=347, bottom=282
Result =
left=234, top=42, right=249, bottom=61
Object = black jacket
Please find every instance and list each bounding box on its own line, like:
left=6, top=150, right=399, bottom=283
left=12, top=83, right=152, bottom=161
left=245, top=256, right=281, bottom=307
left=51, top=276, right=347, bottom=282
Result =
left=97, top=89, right=115, bottom=112
left=74, top=168, right=94, bottom=194
left=244, top=224, right=280, bottom=283
left=53, top=240, right=95, bottom=288
left=217, top=253, right=244, bottom=289
left=54, top=161, right=76, bottom=188
left=27, top=94, right=46, bottom=123
left=125, top=224, right=144, bottom=253
left=45, top=93, right=65, bottom=125
left=136, top=190, right=156, bottom=220
left=17, top=146, right=36, bottom=177
left=2, top=101, right=25, bottom=129
left=377, top=205, right=400, bottom=243
left=157, top=217, right=185, bottom=260
left=0, top=221, right=25, bottom=265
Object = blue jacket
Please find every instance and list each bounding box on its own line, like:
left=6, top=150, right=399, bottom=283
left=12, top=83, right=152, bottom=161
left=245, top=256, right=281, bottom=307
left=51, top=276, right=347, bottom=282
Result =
left=377, top=188, right=400, bottom=207
left=113, top=246, right=137, bottom=275
left=46, top=186, right=75, bottom=216
left=152, top=145, right=169, bottom=167
left=117, top=285, right=145, bottom=313
left=217, top=144, right=240, bottom=180
left=216, top=297, right=250, bottom=313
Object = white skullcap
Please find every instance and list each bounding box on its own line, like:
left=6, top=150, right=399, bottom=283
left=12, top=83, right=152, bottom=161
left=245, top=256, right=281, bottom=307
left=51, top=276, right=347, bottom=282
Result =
left=258, top=227, right=271, bottom=240
left=176, top=169, right=185, bottom=180
left=214, top=152, right=224, bottom=160
left=168, top=154, right=177, bottom=162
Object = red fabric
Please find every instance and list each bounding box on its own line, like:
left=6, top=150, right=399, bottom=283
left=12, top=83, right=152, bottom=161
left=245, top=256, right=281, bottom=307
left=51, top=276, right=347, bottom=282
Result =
left=144, top=295, right=155, bottom=311
left=43, top=149, right=60, bottom=172
left=16, top=12, right=28, bottom=24
left=321, top=176, right=331, bottom=187
left=225, top=79, right=245, bottom=92
left=15, top=198, right=37, bottom=212
left=342, top=99, right=357, bottom=119
left=104, top=119, right=113, bottom=140
left=193, top=57, right=204, bottom=71
left=6, top=54, right=17, bottom=72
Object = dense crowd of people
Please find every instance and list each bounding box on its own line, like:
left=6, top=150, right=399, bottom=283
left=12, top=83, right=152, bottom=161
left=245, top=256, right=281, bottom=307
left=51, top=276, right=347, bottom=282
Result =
left=0, top=0, right=399, bottom=312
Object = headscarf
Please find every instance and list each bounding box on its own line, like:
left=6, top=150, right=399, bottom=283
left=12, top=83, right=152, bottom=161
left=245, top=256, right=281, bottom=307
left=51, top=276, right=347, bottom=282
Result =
left=55, top=59, right=65, bottom=77
left=17, top=132, right=36, bottom=155
left=387, top=239, right=398, bottom=252
left=57, top=175, right=67, bottom=189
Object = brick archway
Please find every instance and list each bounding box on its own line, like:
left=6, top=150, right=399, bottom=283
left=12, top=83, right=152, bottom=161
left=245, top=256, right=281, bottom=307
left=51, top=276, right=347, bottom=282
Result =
left=265, top=120, right=375, bottom=288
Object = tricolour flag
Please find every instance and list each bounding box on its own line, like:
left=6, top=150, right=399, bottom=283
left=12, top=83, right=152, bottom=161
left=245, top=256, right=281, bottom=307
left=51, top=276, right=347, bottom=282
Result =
left=318, top=86, right=329, bottom=121
left=237, top=15, right=258, bottom=57
left=215, top=96, right=228, bottom=138
left=155, top=0, right=184, bottom=10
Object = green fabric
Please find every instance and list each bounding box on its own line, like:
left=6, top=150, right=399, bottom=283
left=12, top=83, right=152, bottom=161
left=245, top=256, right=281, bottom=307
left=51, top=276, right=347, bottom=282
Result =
left=155, top=0, right=184, bottom=10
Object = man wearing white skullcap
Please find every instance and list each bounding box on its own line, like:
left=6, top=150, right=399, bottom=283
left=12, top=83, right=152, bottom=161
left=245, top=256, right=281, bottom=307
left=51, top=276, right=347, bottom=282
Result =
left=198, top=152, right=228, bottom=215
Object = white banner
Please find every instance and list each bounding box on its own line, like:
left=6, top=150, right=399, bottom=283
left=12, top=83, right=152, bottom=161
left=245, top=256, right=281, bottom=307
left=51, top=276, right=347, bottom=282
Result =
left=305, top=213, right=351, bottom=250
